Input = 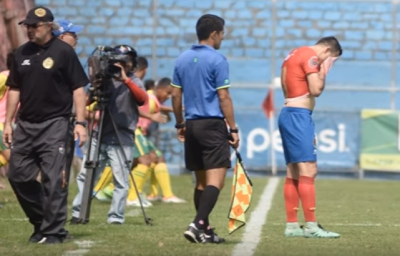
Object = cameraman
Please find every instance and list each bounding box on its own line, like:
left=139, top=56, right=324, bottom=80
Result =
left=71, top=45, right=148, bottom=224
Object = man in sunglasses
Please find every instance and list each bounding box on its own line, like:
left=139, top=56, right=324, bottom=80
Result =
left=53, top=18, right=84, bottom=198
left=3, top=6, right=89, bottom=244
left=53, top=19, right=83, bottom=49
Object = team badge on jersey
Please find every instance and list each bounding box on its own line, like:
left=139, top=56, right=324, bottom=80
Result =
left=308, top=56, right=319, bottom=69
left=34, top=8, right=46, bottom=17
left=43, top=57, right=54, bottom=69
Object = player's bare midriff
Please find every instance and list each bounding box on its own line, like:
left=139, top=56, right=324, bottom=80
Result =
left=284, top=94, right=316, bottom=111
left=281, top=65, right=316, bottom=111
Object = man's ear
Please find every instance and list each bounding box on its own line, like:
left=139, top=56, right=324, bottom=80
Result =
left=325, top=47, right=332, bottom=54
left=210, top=31, right=217, bottom=39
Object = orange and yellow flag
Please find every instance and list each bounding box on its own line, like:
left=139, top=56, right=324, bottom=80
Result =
left=228, top=159, right=253, bottom=234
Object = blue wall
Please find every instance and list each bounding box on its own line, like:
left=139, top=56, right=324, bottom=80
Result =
left=35, top=0, right=398, bottom=85
left=32, top=0, right=400, bottom=174
left=34, top=0, right=400, bottom=110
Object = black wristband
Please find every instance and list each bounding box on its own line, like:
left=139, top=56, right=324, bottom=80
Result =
left=230, top=128, right=239, bottom=133
left=76, top=121, right=88, bottom=128
left=175, top=123, right=185, bottom=129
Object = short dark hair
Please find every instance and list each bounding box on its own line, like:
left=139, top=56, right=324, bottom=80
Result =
left=6, top=50, right=15, bottom=70
left=196, top=14, right=225, bottom=41
left=137, top=56, right=148, bottom=71
left=144, top=79, right=155, bottom=91
left=316, top=36, right=343, bottom=56
left=156, top=77, right=171, bottom=88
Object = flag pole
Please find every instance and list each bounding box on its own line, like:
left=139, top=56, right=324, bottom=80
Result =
left=269, top=84, right=277, bottom=176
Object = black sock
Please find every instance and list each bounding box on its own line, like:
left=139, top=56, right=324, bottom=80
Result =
left=193, top=186, right=220, bottom=230
left=194, top=188, right=202, bottom=211
left=194, top=188, right=210, bottom=229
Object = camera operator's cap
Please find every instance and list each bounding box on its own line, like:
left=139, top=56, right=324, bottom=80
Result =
left=18, top=6, right=54, bottom=25
left=53, top=19, right=84, bottom=36
left=113, top=45, right=137, bottom=55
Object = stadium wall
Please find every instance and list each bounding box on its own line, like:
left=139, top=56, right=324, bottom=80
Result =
left=33, top=0, right=400, bottom=178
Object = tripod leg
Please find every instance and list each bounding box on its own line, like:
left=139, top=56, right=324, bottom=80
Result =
left=106, top=108, right=152, bottom=226
left=79, top=166, right=96, bottom=223
left=78, top=108, right=106, bottom=224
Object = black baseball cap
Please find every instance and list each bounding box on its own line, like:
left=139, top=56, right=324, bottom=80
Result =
left=18, top=6, right=54, bottom=25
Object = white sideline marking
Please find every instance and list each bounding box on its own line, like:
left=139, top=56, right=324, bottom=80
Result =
left=231, top=177, right=280, bottom=256
left=62, top=240, right=96, bottom=256
left=0, top=218, right=29, bottom=221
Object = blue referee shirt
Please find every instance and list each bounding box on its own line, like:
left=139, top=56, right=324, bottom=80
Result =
left=171, top=44, right=230, bottom=120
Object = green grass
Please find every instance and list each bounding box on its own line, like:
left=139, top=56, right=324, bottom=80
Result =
left=1, top=176, right=400, bottom=256
left=254, top=179, right=400, bottom=256
left=0, top=175, right=267, bottom=256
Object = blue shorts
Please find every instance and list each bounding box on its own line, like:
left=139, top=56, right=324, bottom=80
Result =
left=278, top=107, right=317, bottom=165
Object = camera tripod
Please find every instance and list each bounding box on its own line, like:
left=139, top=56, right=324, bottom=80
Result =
left=75, top=82, right=152, bottom=226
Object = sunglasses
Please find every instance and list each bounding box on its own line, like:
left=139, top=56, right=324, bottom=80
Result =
left=63, top=32, right=78, bottom=39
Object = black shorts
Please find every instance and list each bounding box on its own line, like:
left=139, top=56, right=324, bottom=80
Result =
left=184, top=118, right=231, bottom=171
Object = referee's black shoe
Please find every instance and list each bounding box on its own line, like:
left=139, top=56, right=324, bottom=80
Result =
left=183, top=223, right=207, bottom=243
left=205, top=228, right=226, bottom=244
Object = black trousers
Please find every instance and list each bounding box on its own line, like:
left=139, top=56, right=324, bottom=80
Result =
left=8, top=116, right=71, bottom=237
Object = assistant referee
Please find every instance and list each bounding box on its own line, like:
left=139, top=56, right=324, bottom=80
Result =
left=171, top=14, right=239, bottom=244
left=3, top=6, right=89, bottom=244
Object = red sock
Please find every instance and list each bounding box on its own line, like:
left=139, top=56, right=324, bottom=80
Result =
left=298, top=176, right=316, bottom=222
left=284, top=177, right=299, bottom=222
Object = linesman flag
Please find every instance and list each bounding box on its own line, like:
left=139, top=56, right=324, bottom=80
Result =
left=228, top=150, right=253, bottom=234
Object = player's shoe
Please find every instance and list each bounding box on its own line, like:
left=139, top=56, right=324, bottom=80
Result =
left=303, top=222, right=340, bottom=238
left=162, top=196, right=186, bottom=203
left=284, top=222, right=304, bottom=237
left=205, top=228, right=226, bottom=244
left=183, top=223, right=207, bottom=243
left=95, top=190, right=111, bottom=202
left=147, top=195, right=162, bottom=202
left=126, top=194, right=153, bottom=208
left=103, top=186, right=113, bottom=198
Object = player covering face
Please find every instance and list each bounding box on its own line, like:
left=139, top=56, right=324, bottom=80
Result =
left=278, top=36, right=342, bottom=238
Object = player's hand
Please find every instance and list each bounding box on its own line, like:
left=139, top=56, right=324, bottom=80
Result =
left=74, top=124, right=87, bottom=147
left=321, top=56, right=338, bottom=76
left=177, top=128, right=185, bottom=142
left=114, top=63, right=128, bottom=81
left=229, top=132, right=240, bottom=149
left=2, top=123, right=13, bottom=149
left=150, top=112, right=167, bottom=124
